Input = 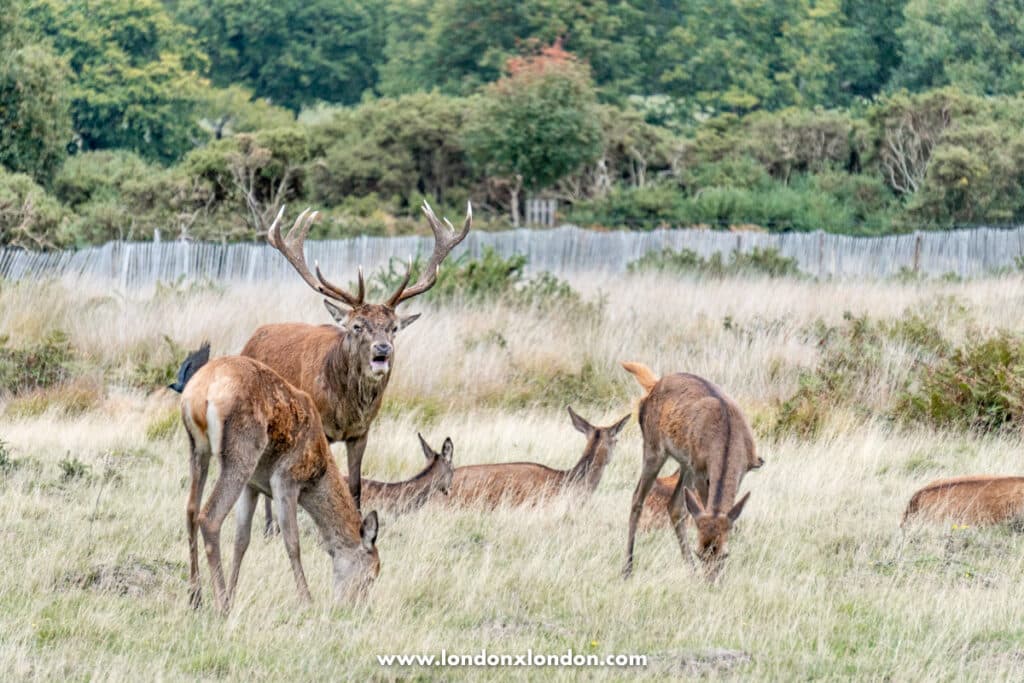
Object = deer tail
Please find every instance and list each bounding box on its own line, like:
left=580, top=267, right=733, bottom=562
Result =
left=621, top=361, right=659, bottom=393
left=168, top=341, right=211, bottom=393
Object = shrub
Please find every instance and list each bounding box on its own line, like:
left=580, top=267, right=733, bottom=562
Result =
left=895, top=332, right=1024, bottom=432
left=0, top=330, right=75, bottom=395
left=145, top=409, right=180, bottom=441
left=627, top=247, right=802, bottom=278
left=567, top=185, right=686, bottom=230
left=0, top=169, right=70, bottom=248
left=367, top=248, right=588, bottom=312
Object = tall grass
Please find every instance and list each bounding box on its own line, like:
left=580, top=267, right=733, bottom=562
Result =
left=3, top=273, right=1024, bottom=679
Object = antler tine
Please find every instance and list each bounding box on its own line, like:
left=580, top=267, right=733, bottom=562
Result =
left=390, top=201, right=472, bottom=307
left=385, top=257, right=414, bottom=308
left=266, top=207, right=364, bottom=307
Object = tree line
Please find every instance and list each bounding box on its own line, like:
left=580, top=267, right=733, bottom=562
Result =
left=3, top=0, right=1024, bottom=248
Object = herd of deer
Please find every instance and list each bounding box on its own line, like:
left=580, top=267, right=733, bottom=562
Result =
left=171, top=203, right=1024, bottom=614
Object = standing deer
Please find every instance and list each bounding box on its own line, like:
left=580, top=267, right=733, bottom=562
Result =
left=902, top=475, right=1024, bottom=527
left=243, top=201, right=470, bottom=529
left=175, top=346, right=380, bottom=613
left=346, top=434, right=454, bottom=514
left=447, top=407, right=629, bottom=508
left=621, top=362, right=763, bottom=580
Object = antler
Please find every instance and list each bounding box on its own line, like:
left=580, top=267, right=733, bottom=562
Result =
left=386, top=201, right=472, bottom=307
left=267, top=207, right=365, bottom=307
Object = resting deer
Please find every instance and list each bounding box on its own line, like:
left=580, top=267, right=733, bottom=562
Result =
left=243, top=201, right=470, bottom=529
left=346, top=434, right=454, bottom=514
left=902, top=475, right=1024, bottom=527
left=621, top=362, right=763, bottom=580
left=175, top=346, right=380, bottom=614
left=447, top=407, right=629, bottom=508
left=638, top=469, right=681, bottom=532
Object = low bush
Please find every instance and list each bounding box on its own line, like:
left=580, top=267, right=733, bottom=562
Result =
left=895, top=332, right=1024, bottom=432
left=368, top=248, right=590, bottom=313
left=627, top=246, right=802, bottom=278
left=0, top=330, right=75, bottom=395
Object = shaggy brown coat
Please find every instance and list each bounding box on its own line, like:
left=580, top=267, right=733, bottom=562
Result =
left=902, top=475, right=1024, bottom=526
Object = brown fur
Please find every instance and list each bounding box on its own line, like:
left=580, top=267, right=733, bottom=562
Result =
left=345, top=435, right=454, bottom=515
left=180, top=356, right=380, bottom=613
left=621, top=361, right=763, bottom=580
left=902, top=475, right=1024, bottom=526
left=447, top=408, right=629, bottom=508
left=638, top=470, right=682, bottom=532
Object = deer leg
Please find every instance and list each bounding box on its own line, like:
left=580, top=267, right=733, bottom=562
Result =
left=624, top=446, right=666, bottom=579
left=345, top=435, right=368, bottom=512
left=262, top=494, right=279, bottom=537
left=668, top=477, right=697, bottom=568
left=228, top=485, right=258, bottom=605
left=272, top=474, right=313, bottom=604
left=198, top=466, right=251, bottom=615
left=185, top=433, right=210, bottom=610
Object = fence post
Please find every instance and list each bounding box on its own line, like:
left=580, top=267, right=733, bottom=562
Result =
left=817, top=230, right=825, bottom=278
left=913, top=231, right=922, bottom=274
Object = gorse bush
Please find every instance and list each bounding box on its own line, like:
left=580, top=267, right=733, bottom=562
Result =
left=368, top=248, right=589, bottom=312
left=0, top=330, right=75, bottom=395
left=895, top=333, right=1024, bottom=432
left=627, top=246, right=802, bottom=278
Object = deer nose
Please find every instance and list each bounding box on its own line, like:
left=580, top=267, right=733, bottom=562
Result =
left=372, top=343, right=392, bottom=357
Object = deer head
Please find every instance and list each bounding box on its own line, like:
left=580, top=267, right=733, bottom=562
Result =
left=418, top=433, right=455, bottom=496
left=267, top=202, right=471, bottom=381
left=332, top=510, right=380, bottom=601
left=683, top=488, right=750, bottom=580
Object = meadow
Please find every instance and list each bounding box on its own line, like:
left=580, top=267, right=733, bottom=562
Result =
left=3, top=272, right=1024, bottom=680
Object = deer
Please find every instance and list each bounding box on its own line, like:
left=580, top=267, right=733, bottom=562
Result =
left=902, top=475, right=1024, bottom=527
left=174, top=345, right=381, bottom=614
left=621, top=361, right=763, bottom=580
left=447, top=407, right=629, bottom=508
left=638, top=469, right=681, bottom=532
left=242, top=201, right=471, bottom=531
left=346, top=434, right=454, bottom=515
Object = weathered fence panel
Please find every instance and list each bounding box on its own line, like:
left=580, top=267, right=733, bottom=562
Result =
left=2, top=225, right=1023, bottom=286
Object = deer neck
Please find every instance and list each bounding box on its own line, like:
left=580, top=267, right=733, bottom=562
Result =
left=299, top=457, right=363, bottom=555
left=366, top=460, right=439, bottom=511
left=322, top=336, right=390, bottom=431
left=564, top=437, right=608, bottom=494
left=707, top=428, right=744, bottom=515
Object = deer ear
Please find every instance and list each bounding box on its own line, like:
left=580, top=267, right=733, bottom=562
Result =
left=399, top=313, right=420, bottom=330
left=441, top=437, right=454, bottom=463
left=567, top=406, right=593, bottom=434
left=683, top=488, right=705, bottom=519
left=727, top=491, right=751, bottom=523
left=361, top=511, right=379, bottom=550
left=417, top=432, right=435, bottom=461
left=609, top=413, right=630, bottom=437
left=324, top=299, right=348, bottom=323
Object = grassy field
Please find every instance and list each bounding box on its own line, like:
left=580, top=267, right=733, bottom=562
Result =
left=3, top=273, right=1024, bottom=680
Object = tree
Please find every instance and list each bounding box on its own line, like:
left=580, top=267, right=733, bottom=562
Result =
left=894, top=0, right=1024, bottom=96
left=173, top=0, right=386, bottom=111
left=24, top=0, right=207, bottom=163
left=464, top=43, right=603, bottom=225
left=0, top=44, right=72, bottom=184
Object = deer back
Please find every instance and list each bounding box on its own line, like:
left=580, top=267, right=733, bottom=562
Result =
left=904, top=476, right=1024, bottom=526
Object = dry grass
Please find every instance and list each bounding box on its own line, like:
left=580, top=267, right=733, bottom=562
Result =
left=3, top=273, right=1024, bottom=680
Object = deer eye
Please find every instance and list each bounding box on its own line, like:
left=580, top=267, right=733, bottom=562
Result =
left=351, top=323, right=363, bottom=333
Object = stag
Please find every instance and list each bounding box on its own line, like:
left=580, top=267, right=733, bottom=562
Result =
left=243, top=202, right=471, bottom=527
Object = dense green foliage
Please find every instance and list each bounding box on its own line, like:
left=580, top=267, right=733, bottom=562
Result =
left=7, top=0, right=1024, bottom=246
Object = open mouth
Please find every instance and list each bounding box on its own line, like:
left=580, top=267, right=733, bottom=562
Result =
left=370, top=355, right=390, bottom=374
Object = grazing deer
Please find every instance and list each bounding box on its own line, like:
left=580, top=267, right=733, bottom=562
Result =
left=902, top=475, right=1024, bottom=527
left=621, top=362, right=763, bottom=580
left=346, top=434, right=454, bottom=514
left=242, top=201, right=470, bottom=528
left=447, top=407, right=629, bottom=508
left=175, top=346, right=380, bottom=613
